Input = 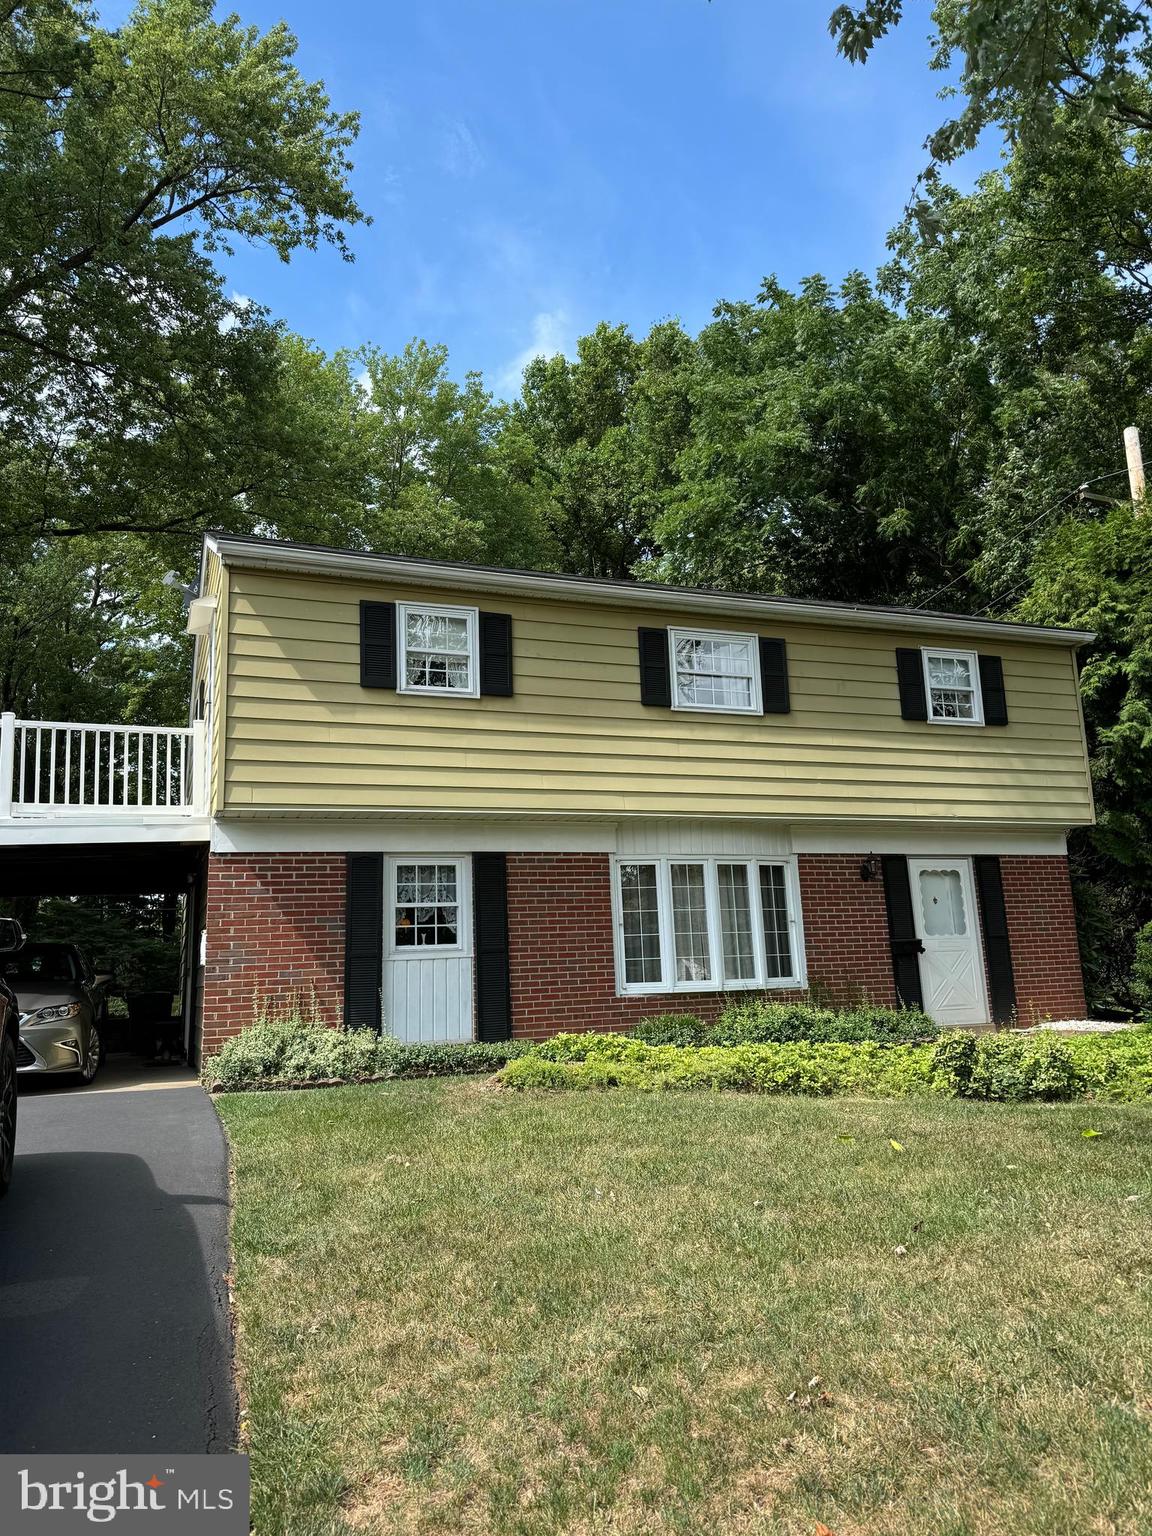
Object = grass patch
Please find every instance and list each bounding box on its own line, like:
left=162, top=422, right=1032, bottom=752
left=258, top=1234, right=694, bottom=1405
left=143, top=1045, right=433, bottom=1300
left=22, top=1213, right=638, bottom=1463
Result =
left=219, top=1081, right=1152, bottom=1535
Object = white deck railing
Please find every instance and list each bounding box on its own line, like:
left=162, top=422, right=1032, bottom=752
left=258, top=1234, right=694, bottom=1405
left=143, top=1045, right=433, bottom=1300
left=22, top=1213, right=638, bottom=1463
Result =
left=0, top=713, right=206, bottom=819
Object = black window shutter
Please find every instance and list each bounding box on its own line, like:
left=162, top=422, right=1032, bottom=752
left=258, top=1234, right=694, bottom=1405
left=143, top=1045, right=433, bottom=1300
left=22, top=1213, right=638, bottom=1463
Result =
left=344, top=854, right=384, bottom=1031
left=473, top=853, right=512, bottom=1041
left=881, top=856, right=925, bottom=1010
left=974, top=855, right=1017, bottom=1024
left=758, top=637, right=790, bottom=714
left=896, top=648, right=928, bottom=720
left=479, top=612, right=514, bottom=697
left=638, top=627, right=672, bottom=707
left=360, top=602, right=397, bottom=689
left=978, top=654, right=1009, bottom=726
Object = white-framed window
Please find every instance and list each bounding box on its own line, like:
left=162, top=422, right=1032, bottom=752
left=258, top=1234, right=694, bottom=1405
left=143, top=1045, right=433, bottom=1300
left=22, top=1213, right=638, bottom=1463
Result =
left=397, top=603, right=479, bottom=696
left=389, top=858, right=468, bottom=954
left=669, top=628, right=762, bottom=714
left=611, top=856, right=806, bottom=994
left=922, top=648, right=982, bottom=725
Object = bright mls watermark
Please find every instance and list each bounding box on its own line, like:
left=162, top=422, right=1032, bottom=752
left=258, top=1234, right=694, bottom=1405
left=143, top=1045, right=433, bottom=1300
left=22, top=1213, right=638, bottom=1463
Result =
left=0, top=1456, right=249, bottom=1532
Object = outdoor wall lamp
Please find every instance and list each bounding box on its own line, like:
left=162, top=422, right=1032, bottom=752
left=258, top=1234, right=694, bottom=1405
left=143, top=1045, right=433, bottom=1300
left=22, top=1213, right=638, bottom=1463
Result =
left=859, top=853, right=881, bottom=882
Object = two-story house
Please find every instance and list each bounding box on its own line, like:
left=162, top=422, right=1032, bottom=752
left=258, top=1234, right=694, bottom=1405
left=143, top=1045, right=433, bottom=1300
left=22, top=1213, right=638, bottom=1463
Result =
left=179, top=532, right=1094, bottom=1056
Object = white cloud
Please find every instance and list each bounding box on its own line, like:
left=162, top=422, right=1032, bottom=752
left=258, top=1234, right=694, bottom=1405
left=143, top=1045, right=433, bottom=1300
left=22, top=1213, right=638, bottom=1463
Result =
left=220, top=291, right=253, bottom=334
left=440, top=119, right=484, bottom=178
left=496, top=309, right=575, bottom=396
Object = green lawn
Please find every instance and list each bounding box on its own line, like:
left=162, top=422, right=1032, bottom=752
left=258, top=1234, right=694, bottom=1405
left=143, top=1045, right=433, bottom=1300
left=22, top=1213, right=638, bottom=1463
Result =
left=218, top=1081, right=1152, bottom=1536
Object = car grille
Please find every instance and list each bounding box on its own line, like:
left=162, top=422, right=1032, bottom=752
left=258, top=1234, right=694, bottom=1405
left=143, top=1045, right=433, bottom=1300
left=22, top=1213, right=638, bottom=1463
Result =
left=16, top=1039, right=35, bottom=1068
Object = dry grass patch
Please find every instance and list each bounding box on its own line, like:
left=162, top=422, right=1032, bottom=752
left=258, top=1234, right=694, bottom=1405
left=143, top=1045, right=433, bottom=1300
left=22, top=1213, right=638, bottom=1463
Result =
left=218, top=1080, right=1152, bottom=1536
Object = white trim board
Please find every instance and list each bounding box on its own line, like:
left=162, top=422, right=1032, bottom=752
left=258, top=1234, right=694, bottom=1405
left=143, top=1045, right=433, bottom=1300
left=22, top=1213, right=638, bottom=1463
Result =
left=211, top=818, right=621, bottom=854
left=209, top=816, right=1068, bottom=859
left=791, top=825, right=1068, bottom=856
left=0, top=817, right=212, bottom=849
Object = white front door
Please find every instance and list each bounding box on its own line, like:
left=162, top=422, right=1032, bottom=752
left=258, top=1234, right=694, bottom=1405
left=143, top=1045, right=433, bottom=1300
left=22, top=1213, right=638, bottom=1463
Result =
left=907, top=858, right=989, bottom=1028
left=383, top=857, right=474, bottom=1043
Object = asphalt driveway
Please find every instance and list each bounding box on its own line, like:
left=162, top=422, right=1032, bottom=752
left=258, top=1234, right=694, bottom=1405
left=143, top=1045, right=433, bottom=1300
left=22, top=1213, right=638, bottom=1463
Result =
left=0, top=1069, right=234, bottom=1453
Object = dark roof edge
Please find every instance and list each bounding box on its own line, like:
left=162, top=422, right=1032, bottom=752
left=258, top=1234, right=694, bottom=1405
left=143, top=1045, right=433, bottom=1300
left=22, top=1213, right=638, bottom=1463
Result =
left=203, top=532, right=1095, bottom=646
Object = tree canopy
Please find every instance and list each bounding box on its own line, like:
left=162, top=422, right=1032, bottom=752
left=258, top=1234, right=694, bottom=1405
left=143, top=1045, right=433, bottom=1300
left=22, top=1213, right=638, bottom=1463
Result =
left=829, top=0, right=1152, bottom=169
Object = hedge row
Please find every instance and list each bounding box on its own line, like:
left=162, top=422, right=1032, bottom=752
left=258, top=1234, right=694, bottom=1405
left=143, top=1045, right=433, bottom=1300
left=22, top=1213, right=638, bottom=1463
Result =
left=203, top=1019, right=530, bottom=1091
left=499, top=1027, right=1152, bottom=1102
left=202, top=1009, right=1152, bottom=1104
left=203, top=1000, right=935, bottom=1091
left=631, top=1000, right=938, bottom=1047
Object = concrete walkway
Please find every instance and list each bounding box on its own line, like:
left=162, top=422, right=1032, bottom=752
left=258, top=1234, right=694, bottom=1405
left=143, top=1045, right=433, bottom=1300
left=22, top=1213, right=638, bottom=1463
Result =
left=0, top=1062, right=234, bottom=1453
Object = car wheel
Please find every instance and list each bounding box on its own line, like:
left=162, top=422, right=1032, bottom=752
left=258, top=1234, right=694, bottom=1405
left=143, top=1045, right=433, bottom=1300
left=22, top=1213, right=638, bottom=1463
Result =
left=0, top=1033, right=16, bottom=1199
left=79, top=1021, right=101, bottom=1084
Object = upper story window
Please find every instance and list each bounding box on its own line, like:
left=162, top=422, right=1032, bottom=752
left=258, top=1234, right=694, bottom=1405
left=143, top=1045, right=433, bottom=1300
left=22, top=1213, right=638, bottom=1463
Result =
left=923, top=648, right=983, bottom=725
left=670, top=628, right=762, bottom=714
left=398, top=604, right=479, bottom=696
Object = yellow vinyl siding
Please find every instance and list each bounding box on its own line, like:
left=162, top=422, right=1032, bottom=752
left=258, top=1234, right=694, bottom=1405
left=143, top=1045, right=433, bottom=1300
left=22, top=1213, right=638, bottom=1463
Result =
left=219, top=569, right=1094, bottom=826
left=193, top=550, right=228, bottom=816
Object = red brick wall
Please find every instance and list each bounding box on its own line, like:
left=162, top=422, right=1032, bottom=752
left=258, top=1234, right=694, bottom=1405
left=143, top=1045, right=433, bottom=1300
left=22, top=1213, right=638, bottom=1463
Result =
left=1000, top=855, right=1086, bottom=1024
left=795, top=854, right=897, bottom=1007
left=200, top=854, right=345, bottom=1055
left=504, top=851, right=1086, bottom=1038
left=505, top=852, right=899, bottom=1040
left=197, top=848, right=1087, bottom=1050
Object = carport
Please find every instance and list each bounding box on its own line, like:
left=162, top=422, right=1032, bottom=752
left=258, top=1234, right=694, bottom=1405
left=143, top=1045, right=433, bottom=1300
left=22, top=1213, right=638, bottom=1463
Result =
left=0, top=841, right=209, bottom=1069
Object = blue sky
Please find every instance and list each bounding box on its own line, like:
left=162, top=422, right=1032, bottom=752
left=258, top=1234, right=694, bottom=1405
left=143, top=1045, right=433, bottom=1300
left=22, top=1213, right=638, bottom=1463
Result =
left=119, top=1, right=991, bottom=395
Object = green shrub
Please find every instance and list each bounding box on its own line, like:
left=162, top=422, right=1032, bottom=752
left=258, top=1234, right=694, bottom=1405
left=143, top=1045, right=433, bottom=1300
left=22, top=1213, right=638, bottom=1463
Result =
left=964, top=1034, right=1086, bottom=1102
left=930, top=1031, right=978, bottom=1095
left=1056, top=1026, right=1152, bottom=1101
left=502, top=1036, right=940, bottom=1097
left=713, top=999, right=937, bottom=1046
left=1135, top=921, right=1152, bottom=1015
left=503, top=1028, right=1152, bottom=1101
left=627, top=1000, right=938, bottom=1049
left=203, top=1018, right=530, bottom=1090
left=630, top=1012, right=711, bottom=1046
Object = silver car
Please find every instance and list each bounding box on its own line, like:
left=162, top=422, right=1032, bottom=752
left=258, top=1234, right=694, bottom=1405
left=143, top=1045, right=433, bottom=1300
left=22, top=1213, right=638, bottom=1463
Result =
left=10, top=942, right=105, bottom=1084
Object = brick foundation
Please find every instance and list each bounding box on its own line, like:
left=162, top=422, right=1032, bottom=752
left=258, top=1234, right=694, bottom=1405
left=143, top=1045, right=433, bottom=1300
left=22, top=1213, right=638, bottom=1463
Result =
left=201, top=854, right=345, bottom=1055
left=199, top=847, right=1087, bottom=1049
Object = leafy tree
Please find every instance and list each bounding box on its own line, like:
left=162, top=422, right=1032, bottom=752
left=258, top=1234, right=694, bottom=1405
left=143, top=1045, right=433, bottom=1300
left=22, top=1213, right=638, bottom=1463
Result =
left=0, top=0, right=365, bottom=545
left=1021, top=503, right=1152, bottom=1005
left=829, top=0, right=1152, bottom=168
left=354, top=340, right=555, bottom=569
left=0, top=536, right=189, bottom=721
left=877, top=112, right=1152, bottom=613
left=650, top=273, right=989, bottom=601
left=9, top=894, right=183, bottom=993
left=506, top=321, right=696, bottom=577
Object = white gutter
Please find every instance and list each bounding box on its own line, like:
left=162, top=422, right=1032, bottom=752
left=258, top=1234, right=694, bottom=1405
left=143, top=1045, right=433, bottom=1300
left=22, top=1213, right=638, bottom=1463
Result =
left=204, top=534, right=1096, bottom=647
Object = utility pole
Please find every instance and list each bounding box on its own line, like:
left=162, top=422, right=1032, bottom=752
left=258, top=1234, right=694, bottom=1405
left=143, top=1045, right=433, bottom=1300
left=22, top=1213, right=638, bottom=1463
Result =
left=1124, top=425, right=1145, bottom=507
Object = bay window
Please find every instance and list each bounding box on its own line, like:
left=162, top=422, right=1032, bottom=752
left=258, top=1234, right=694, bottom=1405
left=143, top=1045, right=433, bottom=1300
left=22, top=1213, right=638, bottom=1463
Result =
left=613, top=856, right=805, bottom=993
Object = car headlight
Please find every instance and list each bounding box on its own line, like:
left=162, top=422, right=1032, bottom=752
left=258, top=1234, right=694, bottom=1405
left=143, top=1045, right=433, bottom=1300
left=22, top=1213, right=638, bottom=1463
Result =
left=26, top=1002, right=82, bottom=1023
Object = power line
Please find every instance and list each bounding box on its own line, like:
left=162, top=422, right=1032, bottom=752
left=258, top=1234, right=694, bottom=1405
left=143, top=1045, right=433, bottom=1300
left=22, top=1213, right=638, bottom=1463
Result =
left=911, top=467, right=1129, bottom=614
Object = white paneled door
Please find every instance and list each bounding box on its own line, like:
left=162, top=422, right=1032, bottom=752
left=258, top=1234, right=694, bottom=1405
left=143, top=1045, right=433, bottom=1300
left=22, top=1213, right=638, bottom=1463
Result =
left=383, top=857, right=474, bottom=1042
left=907, top=857, right=989, bottom=1027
